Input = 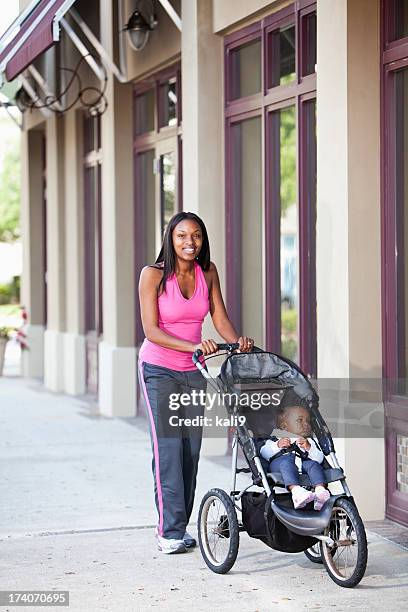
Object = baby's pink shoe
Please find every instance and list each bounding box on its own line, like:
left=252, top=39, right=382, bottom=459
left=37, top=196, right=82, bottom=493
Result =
left=291, top=486, right=315, bottom=509
left=314, top=486, right=330, bottom=511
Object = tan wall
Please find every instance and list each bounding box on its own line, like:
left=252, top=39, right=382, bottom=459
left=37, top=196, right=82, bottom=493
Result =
left=347, top=0, right=381, bottom=378
left=213, top=0, right=291, bottom=34
left=123, top=0, right=181, bottom=82
left=316, top=0, right=349, bottom=377
left=316, top=0, right=384, bottom=521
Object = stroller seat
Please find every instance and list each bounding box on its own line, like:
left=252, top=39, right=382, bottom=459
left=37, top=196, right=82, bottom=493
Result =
left=253, top=436, right=345, bottom=488
left=267, top=467, right=345, bottom=488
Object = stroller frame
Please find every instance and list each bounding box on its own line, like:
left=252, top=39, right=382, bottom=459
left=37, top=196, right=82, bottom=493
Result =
left=193, top=343, right=368, bottom=587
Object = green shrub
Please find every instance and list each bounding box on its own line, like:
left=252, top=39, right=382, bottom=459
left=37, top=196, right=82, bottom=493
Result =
left=0, top=276, right=20, bottom=305
left=282, top=308, right=297, bottom=333
left=281, top=337, right=298, bottom=361
left=0, top=284, right=12, bottom=305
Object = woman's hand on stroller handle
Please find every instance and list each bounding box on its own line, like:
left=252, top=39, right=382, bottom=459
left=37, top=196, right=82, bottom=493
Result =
left=192, top=341, right=241, bottom=363
left=236, top=336, right=255, bottom=353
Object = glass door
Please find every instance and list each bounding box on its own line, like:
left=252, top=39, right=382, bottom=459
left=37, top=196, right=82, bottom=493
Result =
left=267, top=103, right=298, bottom=362
left=383, top=64, right=408, bottom=526
left=155, top=138, right=179, bottom=249
left=227, top=114, right=263, bottom=346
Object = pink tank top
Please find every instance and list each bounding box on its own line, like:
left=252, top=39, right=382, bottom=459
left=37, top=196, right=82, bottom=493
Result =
left=139, top=260, right=209, bottom=371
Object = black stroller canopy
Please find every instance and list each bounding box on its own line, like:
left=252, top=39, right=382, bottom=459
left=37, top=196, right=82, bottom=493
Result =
left=217, top=351, right=334, bottom=454
left=218, top=351, right=318, bottom=407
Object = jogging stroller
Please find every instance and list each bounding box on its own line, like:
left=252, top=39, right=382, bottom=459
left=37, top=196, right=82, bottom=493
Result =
left=192, top=343, right=368, bottom=588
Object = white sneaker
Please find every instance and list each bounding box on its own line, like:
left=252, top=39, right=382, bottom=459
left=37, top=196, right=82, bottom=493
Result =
left=155, top=529, right=187, bottom=554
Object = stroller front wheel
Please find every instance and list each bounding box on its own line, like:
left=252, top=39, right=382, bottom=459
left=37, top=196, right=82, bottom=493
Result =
left=198, top=488, right=239, bottom=574
left=321, top=497, right=368, bottom=587
left=304, top=542, right=323, bottom=564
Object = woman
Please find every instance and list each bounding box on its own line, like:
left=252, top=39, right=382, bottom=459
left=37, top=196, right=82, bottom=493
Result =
left=138, top=211, right=254, bottom=554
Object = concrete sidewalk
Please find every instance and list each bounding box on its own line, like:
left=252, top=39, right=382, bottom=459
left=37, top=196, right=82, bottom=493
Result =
left=0, top=377, right=407, bottom=611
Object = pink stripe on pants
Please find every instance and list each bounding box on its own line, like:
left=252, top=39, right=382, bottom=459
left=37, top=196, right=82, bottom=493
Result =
left=138, top=360, right=164, bottom=536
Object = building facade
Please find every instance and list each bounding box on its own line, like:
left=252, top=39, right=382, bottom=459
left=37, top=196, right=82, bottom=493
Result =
left=1, top=0, right=407, bottom=526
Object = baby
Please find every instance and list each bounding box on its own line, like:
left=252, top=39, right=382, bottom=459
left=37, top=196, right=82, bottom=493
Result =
left=260, top=404, right=331, bottom=511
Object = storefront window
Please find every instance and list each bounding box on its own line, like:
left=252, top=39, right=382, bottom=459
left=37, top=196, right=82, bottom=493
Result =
left=230, top=117, right=263, bottom=345
left=302, top=11, right=317, bottom=76
left=382, top=0, right=408, bottom=528
left=268, top=25, right=296, bottom=87
left=160, top=152, right=176, bottom=234
left=394, top=68, right=408, bottom=383
left=136, top=150, right=156, bottom=265
left=159, top=79, right=177, bottom=128
left=229, top=39, right=262, bottom=100
left=226, top=3, right=317, bottom=376
left=393, top=0, right=408, bottom=40
left=135, top=89, right=155, bottom=135
left=134, top=66, right=182, bottom=344
left=278, top=106, right=298, bottom=360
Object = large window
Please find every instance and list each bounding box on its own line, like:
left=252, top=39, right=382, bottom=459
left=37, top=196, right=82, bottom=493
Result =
left=381, top=0, right=408, bottom=527
left=225, top=1, right=317, bottom=376
left=134, top=65, right=182, bottom=344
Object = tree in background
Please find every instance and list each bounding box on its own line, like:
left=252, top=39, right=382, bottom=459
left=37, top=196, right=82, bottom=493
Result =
left=0, top=139, right=20, bottom=243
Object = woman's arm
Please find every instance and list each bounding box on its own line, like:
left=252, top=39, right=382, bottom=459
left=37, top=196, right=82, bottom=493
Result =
left=139, top=266, right=197, bottom=353
left=208, top=262, right=253, bottom=351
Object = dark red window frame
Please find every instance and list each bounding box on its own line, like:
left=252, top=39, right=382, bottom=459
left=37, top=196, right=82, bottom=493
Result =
left=133, top=63, right=183, bottom=346
left=225, top=1, right=317, bottom=376
left=381, top=0, right=408, bottom=527
left=83, top=113, right=103, bottom=337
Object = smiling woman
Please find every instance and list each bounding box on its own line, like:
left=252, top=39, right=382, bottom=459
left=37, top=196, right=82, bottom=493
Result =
left=137, top=211, right=254, bottom=554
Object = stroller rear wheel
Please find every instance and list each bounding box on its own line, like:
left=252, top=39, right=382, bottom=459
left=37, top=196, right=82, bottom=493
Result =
left=321, top=497, right=367, bottom=587
left=198, top=488, right=239, bottom=574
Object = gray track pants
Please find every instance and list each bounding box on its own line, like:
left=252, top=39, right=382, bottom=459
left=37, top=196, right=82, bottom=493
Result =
left=138, top=359, right=208, bottom=539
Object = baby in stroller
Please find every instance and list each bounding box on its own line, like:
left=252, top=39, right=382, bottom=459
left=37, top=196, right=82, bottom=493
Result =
left=260, top=401, right=331, bottom=511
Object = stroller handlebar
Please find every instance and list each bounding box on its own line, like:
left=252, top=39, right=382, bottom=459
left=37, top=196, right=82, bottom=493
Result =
left=192, top=342, right=240, bottom=364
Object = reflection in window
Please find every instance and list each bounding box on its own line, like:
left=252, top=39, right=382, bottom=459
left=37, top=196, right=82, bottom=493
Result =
left=302, top=12, right=317, bottom=76
left=394, top=0, right=408, bottom=40
left=160, top=152, right=176, bottom=236
left=137, top=149, right=156, bottom=265
left=395, top=69, right=408, bottom=385
left=135, top=89, right=155, bottom=135
left=159, top=80, right=177, bottom=128
left=269, top=25, right=296, bottom=87
left=279, top=106, right=298, bottom=361
left=231, top=117, right=263, bottom=345
left=230, top=39, right=262, bottom=100
left=303, top=98, right=317, bottom=376
left=135, top=149, right=155, bottom=343
left=84, top=166, right=97, bottom=333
